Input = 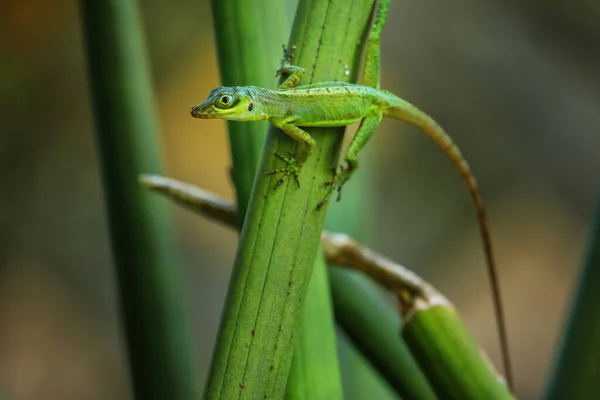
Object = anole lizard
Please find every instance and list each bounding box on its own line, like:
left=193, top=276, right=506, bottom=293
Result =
left=190, top=0, right=512, bottom=390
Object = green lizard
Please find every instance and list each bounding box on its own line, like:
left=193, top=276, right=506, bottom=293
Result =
left=190, top=0, right=512, bottom=390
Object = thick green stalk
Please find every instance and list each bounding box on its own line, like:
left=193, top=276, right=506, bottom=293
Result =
left=403, top=306, right=513, bottom=400
left=203, top=1, right=376, bottom=398
left=324, top=229, right=513, bottom=399
left=80, top=1, right=199, bottom=399
left=208, top=1, right=342, bottom=399
left=544, top=190, right=600, bottom=399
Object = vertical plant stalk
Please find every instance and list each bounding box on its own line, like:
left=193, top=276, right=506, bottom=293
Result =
left=544, top=190, right=600, bottom=400
left=203, top=0, right=376, bottom=398
left=286, top=246, right=343, bottom=400
left=80, top=1, right=199, bottom=399
left=208, top=1, right=342, bottom=398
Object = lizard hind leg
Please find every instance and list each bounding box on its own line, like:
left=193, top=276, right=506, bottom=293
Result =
left=317, top=114, right=382, bottom=210
left=362, top=0, right=390, bottom=89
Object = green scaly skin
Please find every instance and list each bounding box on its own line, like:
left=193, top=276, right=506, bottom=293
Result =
left=191, top=0, right=513, bottom=391
left=190, top=68, right=457, bottom=200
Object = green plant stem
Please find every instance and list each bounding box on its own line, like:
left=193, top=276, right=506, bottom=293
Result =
left=324, top=231, right=513, bottom=400
left=80, top=1, right=199, bottom=398
left=287, top=265, right=342, bottom=400
left=203, top=1, right=376, bottom=398
left=403, top=306, right=513, bottom=400
left=286, top=246, right=343, bottom=399
left=544, top=190, right=600, bottom=400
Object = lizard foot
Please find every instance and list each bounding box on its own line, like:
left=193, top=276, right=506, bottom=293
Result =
left=276, top=45, right=297, bottom=77
left=265, top=152, right=301, bottom=189
left=316, top=164, right=355, bottom=211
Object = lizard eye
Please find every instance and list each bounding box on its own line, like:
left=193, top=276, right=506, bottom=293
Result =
left=218, top=94, right=234, bottom=108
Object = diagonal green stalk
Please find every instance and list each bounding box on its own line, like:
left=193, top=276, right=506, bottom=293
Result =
left=544, top=189, right=600, bottom=400
left=208, top=1, right=341, bottom=399
left=403, top=306, right=514, bottom=399
left=203, top=1, right=377, bottom=398
left=80, top=1, right=199, bottom=398
left=323, top=231, right=514, bottom=399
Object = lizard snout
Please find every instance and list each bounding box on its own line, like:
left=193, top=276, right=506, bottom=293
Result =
left=190, top=105, right=206, bottom=118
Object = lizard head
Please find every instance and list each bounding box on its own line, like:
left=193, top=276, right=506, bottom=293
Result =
left=190, top=86, right=263, bottom=121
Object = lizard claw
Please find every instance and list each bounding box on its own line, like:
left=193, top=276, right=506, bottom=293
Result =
left=316, top=164, right=354, bottom=211
left=316, top=167, right=338, bottom=211
left=335, top=164, right=355, bottom=201
left=281, top=44, right=296, bottom=64
left=276, top=45, right=297, bottom=77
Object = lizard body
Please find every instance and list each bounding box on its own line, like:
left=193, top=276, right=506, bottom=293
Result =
left=191, top=79, right=472, bottom=213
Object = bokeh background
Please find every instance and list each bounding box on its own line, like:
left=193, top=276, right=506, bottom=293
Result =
left=1, top=0, right=599, bottom=399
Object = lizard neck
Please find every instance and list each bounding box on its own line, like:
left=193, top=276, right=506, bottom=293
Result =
left=245, top=86, right=290, bottom=118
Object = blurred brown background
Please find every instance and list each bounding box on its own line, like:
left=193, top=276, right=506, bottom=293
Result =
left=1, top=0, right=599, bottom=399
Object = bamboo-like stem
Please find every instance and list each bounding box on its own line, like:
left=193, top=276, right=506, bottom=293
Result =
left=285, top=245, right=342, bottom=399
left=80, top=1, right=199, bottom=398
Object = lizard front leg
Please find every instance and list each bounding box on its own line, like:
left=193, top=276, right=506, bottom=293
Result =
left=276, top=45, right=305, bottom=89
left=265, top=118, right=316, bottom=188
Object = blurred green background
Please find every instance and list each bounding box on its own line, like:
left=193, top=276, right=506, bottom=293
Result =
left=1, top=0, right=599, bottom=399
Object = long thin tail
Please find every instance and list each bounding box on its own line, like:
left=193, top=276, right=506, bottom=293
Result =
left=385, top=98, right=513, bottom=390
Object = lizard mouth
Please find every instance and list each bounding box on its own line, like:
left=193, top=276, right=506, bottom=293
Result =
left=190, top=105, right=212, bottom=118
